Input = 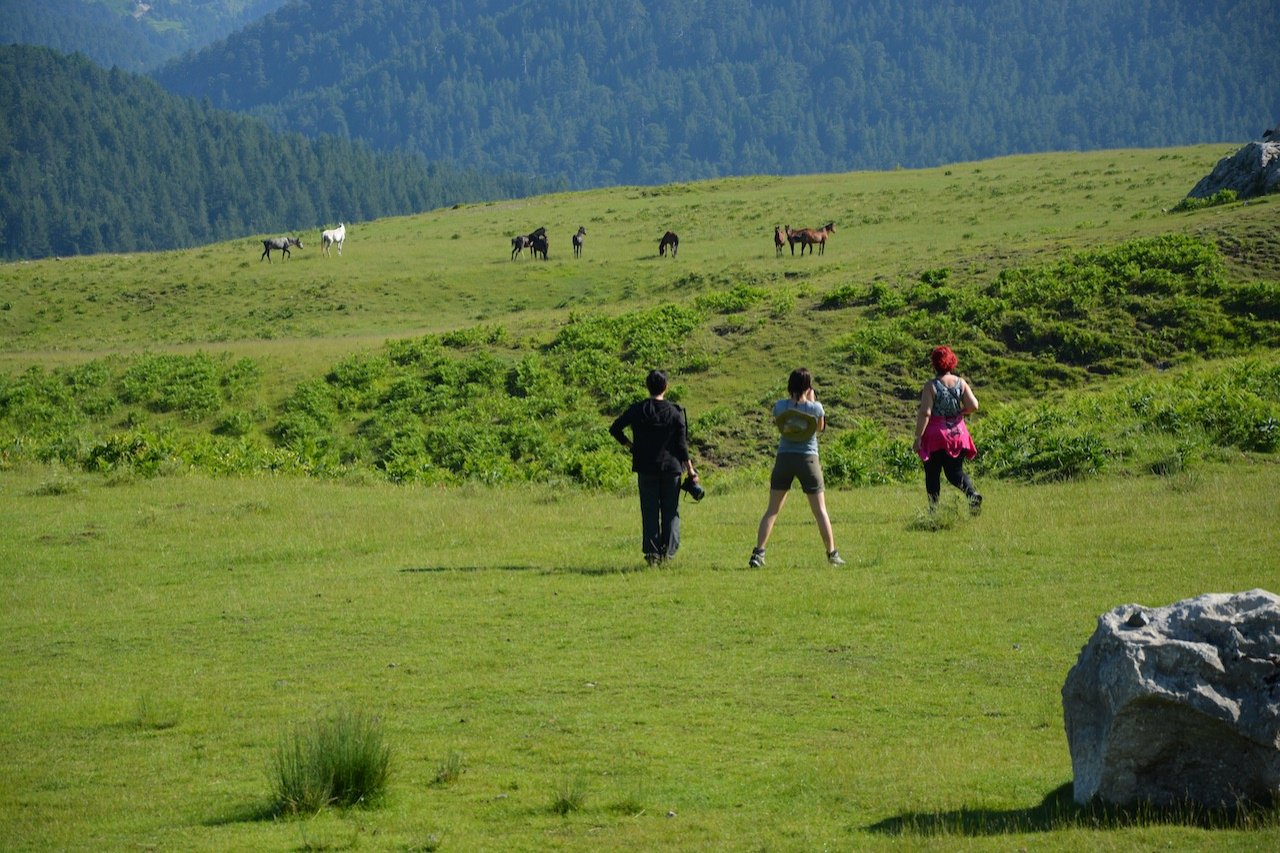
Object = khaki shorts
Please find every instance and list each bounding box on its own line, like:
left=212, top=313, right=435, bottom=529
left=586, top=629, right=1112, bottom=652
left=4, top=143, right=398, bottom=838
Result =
left=770, top=453, right=824, bottom=494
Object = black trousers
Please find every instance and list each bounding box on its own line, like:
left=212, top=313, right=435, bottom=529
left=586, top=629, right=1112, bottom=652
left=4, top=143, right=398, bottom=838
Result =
left=637, top=473, right=682, bottom=558
left=923, top=450, right=977, bottom=502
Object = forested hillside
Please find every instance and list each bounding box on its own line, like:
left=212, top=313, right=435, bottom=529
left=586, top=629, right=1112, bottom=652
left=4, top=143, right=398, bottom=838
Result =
left=0, top=45, right=547, bottom=260
left=0, top=0, right=288, bottom=72
left=153, top=0, right=1279, bottom=187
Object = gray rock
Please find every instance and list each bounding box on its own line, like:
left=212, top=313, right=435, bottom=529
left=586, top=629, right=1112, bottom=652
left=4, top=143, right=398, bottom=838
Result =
left=1062, top=589, right=1280, bottom=808
left=1187, top=141, right=1280, bottom=200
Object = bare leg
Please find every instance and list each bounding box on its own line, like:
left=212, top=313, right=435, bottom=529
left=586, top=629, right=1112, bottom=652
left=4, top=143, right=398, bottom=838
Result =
left=755, top=489, right=789, bottom=550
left=805, top=491, right=836, bottom=553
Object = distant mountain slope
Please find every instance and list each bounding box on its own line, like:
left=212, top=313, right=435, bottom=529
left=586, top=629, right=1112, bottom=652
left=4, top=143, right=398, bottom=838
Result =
left=0, top=0, right=289, bottom=72
left=152, top=0, right=1279, bottom=187
left=0, top=45, right=545, bottom=260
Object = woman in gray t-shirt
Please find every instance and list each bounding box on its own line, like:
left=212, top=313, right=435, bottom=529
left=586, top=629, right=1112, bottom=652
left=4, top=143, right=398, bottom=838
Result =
left=748, top=368, right=844, bottom=568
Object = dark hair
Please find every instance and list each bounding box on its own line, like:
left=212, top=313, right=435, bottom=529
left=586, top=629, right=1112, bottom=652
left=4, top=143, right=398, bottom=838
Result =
left=787, top=368, right=813, bottom=398
left=930, top=346, right=958, bottom=374
left=645, top=369, right=669, bottom=396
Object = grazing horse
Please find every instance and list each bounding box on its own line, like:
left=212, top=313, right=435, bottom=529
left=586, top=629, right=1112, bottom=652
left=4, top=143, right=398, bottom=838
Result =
left=791, top=222, right=835, bottom=256
left=530, top=231, right=549, bottom=260
left=511, top=226, right=546, bottom=260
left=321, top=223, right=345, bottom=257
left=261, top=236, right=302, bottom=262
left=774, top=226, right=786, bottom=257
left=658, top=230, right=679, bottom=257
left=572, top=226, right=586, bottom=258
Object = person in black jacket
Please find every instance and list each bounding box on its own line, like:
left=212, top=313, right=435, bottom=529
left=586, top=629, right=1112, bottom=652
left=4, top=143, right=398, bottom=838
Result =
left=610, top=370, right=699, bottom=565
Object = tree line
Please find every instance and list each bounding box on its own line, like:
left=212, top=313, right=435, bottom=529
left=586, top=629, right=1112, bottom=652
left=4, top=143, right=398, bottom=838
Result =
left=0, top=45, right=550, bottom=260
left=152, top=0, right=1279, bottom=188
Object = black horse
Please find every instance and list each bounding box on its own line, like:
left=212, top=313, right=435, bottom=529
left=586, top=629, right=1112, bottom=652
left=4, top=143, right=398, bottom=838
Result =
left=572, top=226, right=586, bottom=258
left=261, top=236, right=302, bottom=261
left=512, top=226, right=547, bottom=260
left=530, top=231, right=549, bottom=260
left=658, top=231, right=679, bottom=257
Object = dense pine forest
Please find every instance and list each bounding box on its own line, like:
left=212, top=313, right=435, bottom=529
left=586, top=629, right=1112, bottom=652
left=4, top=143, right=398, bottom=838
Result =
left=153, top=0, right=1279, bottom=187
left=0, top=0, right=288, bottom=72
left=0, top=45, right=547, bottom=260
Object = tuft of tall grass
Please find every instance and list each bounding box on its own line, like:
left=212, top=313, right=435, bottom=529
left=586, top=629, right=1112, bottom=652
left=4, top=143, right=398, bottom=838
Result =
left=270, top=709, right=392, bottom=815
left=133, top=693, right=181, bottom=731
left=550, top=775, right=589, bottom=815
left=431, top=750, right=464, bottom=786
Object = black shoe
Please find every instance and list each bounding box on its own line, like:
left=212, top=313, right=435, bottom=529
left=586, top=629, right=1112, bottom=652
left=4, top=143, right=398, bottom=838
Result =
left=748, top=547, right=766, bottom=568
left=968, top=493, right=983, bottom=515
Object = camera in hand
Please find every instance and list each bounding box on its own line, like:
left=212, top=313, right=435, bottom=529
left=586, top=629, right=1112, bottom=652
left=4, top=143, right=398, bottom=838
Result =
left=681, top=474, right=705, bottom=501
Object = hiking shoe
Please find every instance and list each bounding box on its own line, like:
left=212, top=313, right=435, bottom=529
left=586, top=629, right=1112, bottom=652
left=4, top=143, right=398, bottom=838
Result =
left=968, top=493, right=984, bottom=515
left=748, top=548, right=766, bottom=568
left=827, top=549, right=846, bottom=567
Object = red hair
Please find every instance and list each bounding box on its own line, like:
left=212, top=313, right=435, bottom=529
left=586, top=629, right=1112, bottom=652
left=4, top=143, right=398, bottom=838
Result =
left=930, top=346, right=958, bottom=373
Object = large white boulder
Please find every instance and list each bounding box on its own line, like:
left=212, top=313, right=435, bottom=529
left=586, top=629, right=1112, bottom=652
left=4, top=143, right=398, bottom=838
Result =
left=1062, top=589, right=1280, bottom=807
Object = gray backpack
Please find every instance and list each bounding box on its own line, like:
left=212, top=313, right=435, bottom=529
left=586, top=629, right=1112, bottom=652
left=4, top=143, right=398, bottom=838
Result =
left=931, top=378, right=966, bottom=418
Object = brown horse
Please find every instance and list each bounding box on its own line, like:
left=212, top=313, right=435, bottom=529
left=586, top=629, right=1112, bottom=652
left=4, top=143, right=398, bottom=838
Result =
left=790, top=222, right=835, bottom=256
left=659, top=230, right=679, bottom=257
left=774, top=226, right=786, bottom=257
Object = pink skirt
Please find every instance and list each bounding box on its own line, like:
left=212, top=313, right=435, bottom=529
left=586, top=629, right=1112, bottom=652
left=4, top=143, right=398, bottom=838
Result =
left=917, top=415, right=977, bottom=461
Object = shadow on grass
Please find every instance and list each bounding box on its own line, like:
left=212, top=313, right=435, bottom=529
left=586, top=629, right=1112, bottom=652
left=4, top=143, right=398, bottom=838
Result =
left=868, top=783, right=1280, bottom=836
left=399, top=564, right=648, bottom=577
left=204, top=800, right=280, bottom=826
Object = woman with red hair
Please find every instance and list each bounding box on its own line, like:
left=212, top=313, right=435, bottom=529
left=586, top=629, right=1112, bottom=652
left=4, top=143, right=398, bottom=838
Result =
left=912, top=346, right=982, bottom=512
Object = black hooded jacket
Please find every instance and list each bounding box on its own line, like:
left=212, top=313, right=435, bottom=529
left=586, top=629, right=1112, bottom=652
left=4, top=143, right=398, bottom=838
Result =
left=610, top=398, right=690, bottom=475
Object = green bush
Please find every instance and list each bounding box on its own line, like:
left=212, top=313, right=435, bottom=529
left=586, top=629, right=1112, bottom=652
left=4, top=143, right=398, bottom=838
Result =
left=695, top=284, right=768, bottom=314
left=118, top=353, right=225, bottom=420
left=823, top=419, right=917, bottom=487
left=1171, top=188, right=1237, bottom=212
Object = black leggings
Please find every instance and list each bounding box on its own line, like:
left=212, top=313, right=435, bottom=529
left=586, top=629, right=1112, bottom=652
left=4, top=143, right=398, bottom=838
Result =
left=923, top=450, right=977, bottom=502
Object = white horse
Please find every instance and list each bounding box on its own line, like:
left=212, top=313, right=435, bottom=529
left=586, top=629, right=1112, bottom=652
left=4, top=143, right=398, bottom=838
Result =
left=321, top=222, right=346, bottom=256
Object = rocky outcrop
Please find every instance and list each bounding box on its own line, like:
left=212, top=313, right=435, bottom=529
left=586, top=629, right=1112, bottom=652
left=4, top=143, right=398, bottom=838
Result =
left=1062, top=589, right=1280, bottom=808
left=1187, top=140, right=1280, bottom=200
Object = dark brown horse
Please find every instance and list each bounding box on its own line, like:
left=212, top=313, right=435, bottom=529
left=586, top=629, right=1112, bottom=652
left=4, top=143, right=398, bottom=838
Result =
left=790, top=222, right=835, bottom=256
left=530, top=231, right=549, bottom=260
left=658, top=230, right=679, bottom=257
left=261, top=236, right=302, bottom=261
left=511, top=226, right=547, bottom=260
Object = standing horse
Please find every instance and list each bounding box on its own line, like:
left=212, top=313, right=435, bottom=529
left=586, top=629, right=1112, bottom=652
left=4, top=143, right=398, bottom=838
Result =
left=658, top=231, right=679, bottom=257
left=774, top=226, right=786, bottom=257
left=511, top=226, right=546, bottom=260
left=791, top=222, right=835, bottom=256
left=321, top=223, right=345, bottom=257
left=572, top=226, right=586, bottom=258
left=530, top=231, right=549, bottom=260
left=261, top=236, right=302, bottom=262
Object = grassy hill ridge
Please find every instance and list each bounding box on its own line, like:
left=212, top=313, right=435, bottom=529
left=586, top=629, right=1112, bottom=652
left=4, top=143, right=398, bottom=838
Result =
left=2, top=145, right=1278, bottom=486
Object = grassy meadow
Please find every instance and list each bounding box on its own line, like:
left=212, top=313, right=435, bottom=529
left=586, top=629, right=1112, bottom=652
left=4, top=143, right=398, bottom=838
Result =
left=2, top=143, right=1279, bottom=850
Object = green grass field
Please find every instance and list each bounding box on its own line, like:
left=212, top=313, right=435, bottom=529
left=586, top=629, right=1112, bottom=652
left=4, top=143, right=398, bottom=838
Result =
left=1, top=463, right=1277, bottom=850
left=2, top=144, right=1278, bottom=849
